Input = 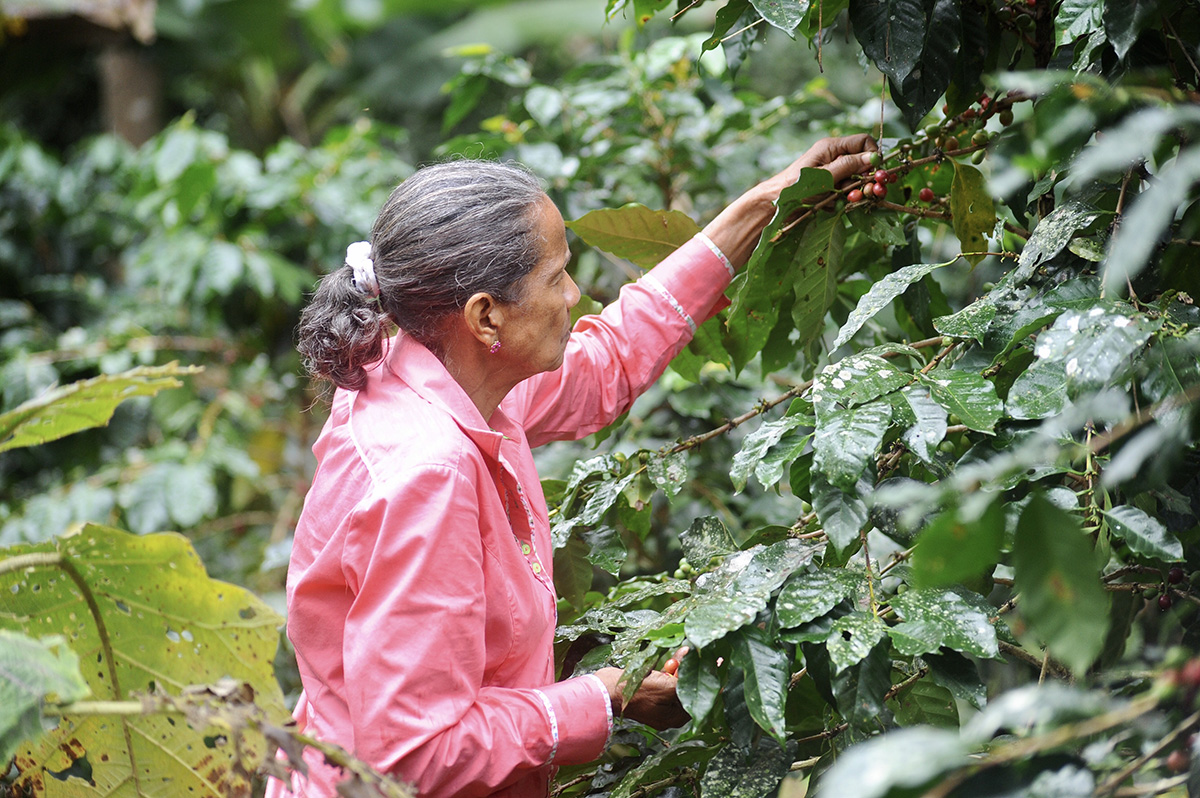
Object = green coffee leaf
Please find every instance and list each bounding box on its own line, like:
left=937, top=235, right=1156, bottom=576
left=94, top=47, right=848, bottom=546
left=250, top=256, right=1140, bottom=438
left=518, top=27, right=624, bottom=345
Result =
left=911, top=502, right=1004, bottom=588
left=750, top=0, right=805, bottom=32
left=833, top=259, right=955, bottom=349
left=812, top=400, right=892, bottom=491
left=1031, top=307, right=1161, bottom=393
left=950, top=161, right=996, bottom=264
left=648, top=450, right=688, bottom=499
left=816, top=726, right=969, bottom=798
left=1012, top=200, right=1103, bottom=283
left=1, top=523, right=286, bottom=795
left=889, top=586, right=999, bottom=659
left=1006, top=360, right=1070, bottom=420
left=830, top=639, right=892, bottom=727
left=811, top=473, right=870, bottom=559
left=1056, top=0, right=1105, bottom=48
left=791, top=209, right=847, bottom=349
left=1104, top=505, right=1183, bottom=561
left=1013, top=495, right=1110, bottom=675
left=566, top=204, right=701, bottom=269
left=731, top=626, right=789, bottom=740
left=676, top=649, right=723, bottom=727
left=730, top=414, right=809, bottom=493
left=776, top=568, right=859, bottom=628
left=727, top=169, right=836, bottom=370
left=923, top=649, right=986, bottom=709
left=849, top=0, right=927, bottom=86
left=888, top=678, right=959, bottom=728
left=0, top=632, right=90, bottom=762
left=0, top=364, right=199, bottom=454
left=827, top=611, right=889, bottom=674
left=810, top=354, right=910, bottom=416
left=683, top=539, right=819, bottom=648
left=918, top=369, right=1003, bottom=433
left=934, top=297, right=997, bottom=341
left=680, top=516, right=739, bottom=568
left=901, top=384, right=949, bottom=462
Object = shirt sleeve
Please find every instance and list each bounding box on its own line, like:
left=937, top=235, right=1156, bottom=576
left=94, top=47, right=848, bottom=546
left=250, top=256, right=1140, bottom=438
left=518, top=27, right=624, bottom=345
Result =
left=339, top=465, right=612, bottom=798
left=508, top=234, right=733, bottom=447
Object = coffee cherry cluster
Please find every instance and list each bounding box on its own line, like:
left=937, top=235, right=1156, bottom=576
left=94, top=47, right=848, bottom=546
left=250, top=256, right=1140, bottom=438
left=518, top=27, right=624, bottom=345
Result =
left=847, top=169, right=898, bottom=203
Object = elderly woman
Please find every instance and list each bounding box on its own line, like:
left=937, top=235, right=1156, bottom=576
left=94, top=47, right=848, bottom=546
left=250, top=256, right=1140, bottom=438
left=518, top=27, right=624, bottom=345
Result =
left=270, top=137, right=876, bottom=798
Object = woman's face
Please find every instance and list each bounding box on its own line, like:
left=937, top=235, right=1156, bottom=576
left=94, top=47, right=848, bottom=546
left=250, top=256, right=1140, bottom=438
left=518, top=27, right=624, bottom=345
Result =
left=497, top=196, right=581, bottom=378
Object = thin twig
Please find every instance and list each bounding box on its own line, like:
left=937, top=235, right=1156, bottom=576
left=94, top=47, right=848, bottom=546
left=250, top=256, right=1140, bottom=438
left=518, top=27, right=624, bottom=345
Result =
left=1093, top=709, right=1200, bottom=796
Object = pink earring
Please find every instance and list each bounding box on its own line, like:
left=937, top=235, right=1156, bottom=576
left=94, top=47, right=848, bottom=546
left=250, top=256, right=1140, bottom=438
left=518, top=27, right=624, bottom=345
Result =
left=489, top=340, right=502, bottom=354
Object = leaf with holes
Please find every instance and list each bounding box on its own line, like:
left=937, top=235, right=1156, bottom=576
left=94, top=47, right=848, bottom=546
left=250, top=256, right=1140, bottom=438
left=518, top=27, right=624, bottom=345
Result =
left=0, top=523, right=286, bottom=797
left=889, top=586, right=999, bottom=659
left=827, top=612, right=889, bottom=674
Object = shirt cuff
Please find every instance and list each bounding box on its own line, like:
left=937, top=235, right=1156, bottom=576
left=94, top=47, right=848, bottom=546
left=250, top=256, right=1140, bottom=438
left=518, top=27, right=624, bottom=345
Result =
left=532, top=675, right=613, bottom=765
left=642, top=234, right=736, bottom=325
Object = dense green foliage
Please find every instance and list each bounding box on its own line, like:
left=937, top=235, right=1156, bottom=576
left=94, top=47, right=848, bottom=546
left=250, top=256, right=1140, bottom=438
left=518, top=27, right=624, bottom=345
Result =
left=3, top=0, right=1200, bottom=795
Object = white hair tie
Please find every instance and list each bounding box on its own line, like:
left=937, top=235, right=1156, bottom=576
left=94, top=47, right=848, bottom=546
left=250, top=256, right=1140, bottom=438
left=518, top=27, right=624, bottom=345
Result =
left=345, top=241, right=379, bottom=298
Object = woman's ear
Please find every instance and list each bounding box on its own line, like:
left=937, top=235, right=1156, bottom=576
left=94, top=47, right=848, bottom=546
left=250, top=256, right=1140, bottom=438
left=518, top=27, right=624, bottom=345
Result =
left=462, top=291, right=504, bottom=347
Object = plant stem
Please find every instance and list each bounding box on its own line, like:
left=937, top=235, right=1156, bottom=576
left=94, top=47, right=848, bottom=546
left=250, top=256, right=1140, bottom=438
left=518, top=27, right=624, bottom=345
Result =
left=1095, top=709, right=1200, bottom=796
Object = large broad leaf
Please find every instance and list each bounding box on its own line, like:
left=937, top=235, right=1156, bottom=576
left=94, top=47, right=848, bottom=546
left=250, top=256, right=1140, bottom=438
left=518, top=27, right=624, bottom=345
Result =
left=676, top=649, right=723, bottom=727
left=815, top=726, right=969, bottom=798
left=1030, top=306, right=1161, bottom=394
left=776, top=567, right=859, bottom=628
left=0, top=632, right=90, bottom=763
left=566, top=204, right=701, bottom=269
left=680, top=516, right=740, bottom=568
left=727, top=169, right=836, bottom=371
left=888, top=586, right=999, bottom=659
left=888, top=678, right=959, bottom=728
left=849, top=0, right=927, bottom=87
left=949, top=161, right=996, bottom=264
left=790, top=210, right=847, bottom=350
left=731, top=626, right=789, bottom=740
left=832, top=259, right=955, bottom=349
left=812, top=399, right=893, bottom=490
left=0, top=364, right=199, bottom=454
left=918, top=369, right=1003, bottom=433
left=1013, top=495, right=1110, bottom=675
left=1, top=523, right=286, bottom=797
left=830, top=638, right=893, bottom=727
left=683, top=540, right=819, bottom=648
left=1104, top=505, right=1184, bottom=561
left=910, top=501, right=1004, bottom=588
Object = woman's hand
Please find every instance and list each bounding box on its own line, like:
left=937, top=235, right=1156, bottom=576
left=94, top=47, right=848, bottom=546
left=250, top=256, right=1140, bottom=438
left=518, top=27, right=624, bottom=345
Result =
left=594, top=665, right=690, bottom=731
left=703, top=134, right=879, bottom=270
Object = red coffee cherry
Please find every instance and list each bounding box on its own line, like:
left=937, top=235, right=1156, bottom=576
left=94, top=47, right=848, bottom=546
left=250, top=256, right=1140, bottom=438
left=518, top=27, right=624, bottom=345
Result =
left=874, top=169, right=889, bottom=184
left=1167, top=748, right=1190, bottom=774
left=663, top=658, right=680, bottom=676
left=1169, top=566, right=1185, bottom=584
left=1160, top=594, right=1173, bottom=611
left=919, top=187, right=935, bottom=202
left=847, top=188, right=865, bottom=203
left=872, top=182, right=888, bottom=198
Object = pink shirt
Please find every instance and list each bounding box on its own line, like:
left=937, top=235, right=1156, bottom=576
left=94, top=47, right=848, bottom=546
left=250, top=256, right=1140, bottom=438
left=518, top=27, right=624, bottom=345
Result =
left=269, top=235, right=733, bottom=798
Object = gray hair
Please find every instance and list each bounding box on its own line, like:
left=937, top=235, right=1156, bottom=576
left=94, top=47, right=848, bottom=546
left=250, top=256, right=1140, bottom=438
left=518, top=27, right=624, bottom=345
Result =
left=297, top=160, right=547, bottom=391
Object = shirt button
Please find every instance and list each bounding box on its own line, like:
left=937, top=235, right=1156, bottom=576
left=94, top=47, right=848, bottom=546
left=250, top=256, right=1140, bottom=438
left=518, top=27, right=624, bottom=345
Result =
left=532, top=563, right=542, bottom=574
left=521, top=543, right=531, bottom=555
